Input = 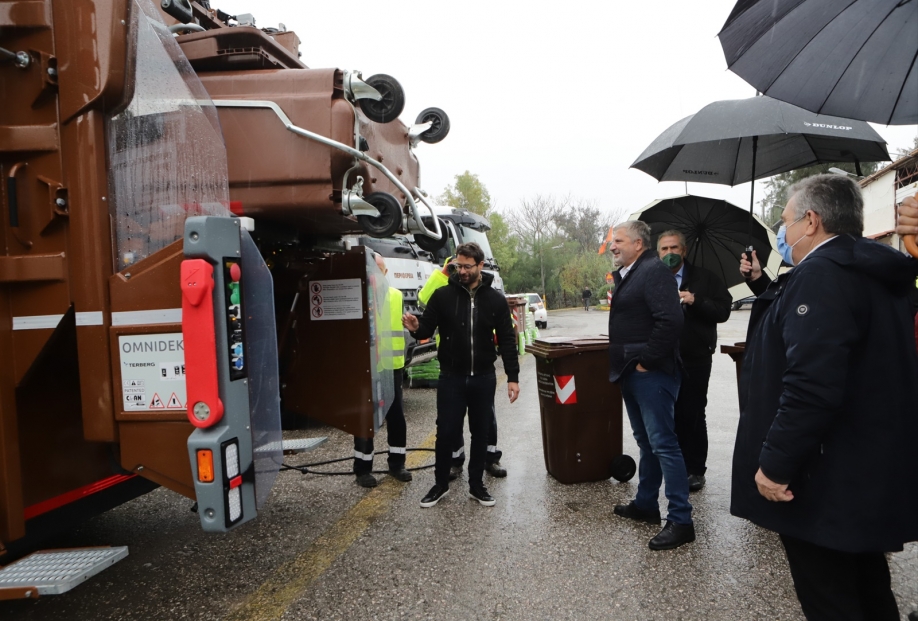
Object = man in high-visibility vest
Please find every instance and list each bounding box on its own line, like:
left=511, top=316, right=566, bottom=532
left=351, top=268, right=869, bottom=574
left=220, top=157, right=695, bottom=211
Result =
left=353, top=253, right=412, bottom=487
left=418, top=257, right=507, bottom=480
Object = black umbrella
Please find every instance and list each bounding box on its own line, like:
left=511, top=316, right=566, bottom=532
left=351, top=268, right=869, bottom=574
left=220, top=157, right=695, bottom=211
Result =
left=630, top=96, right=890, bottom=244
left=631, top=96, right=889, bottom=185
left=629, top=195, right=782, bottom=294
left=718, top=0, right=917, bottom=126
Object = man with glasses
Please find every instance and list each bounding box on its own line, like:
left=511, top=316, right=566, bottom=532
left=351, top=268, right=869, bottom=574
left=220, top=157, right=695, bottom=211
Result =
left=403, top=242, right=520, bottom=508
left=734, top=175, right=918, bottom=620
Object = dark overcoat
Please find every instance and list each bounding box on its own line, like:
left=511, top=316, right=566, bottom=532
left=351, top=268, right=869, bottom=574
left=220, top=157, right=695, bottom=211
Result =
left=678, top=260, right=732, bottom=361
left=607, top=250, right=683, bottom=382
left=731, top=235, right=918, bottom=553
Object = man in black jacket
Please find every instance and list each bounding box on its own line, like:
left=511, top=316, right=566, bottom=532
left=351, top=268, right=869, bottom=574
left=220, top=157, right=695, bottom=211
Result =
left=403, top=242, right=520, bottom=508
left=657, top=231, right=731, bottom=492
left=607, top=221, right=693, bottom=551
left=734, top=175, right=918, bottom=621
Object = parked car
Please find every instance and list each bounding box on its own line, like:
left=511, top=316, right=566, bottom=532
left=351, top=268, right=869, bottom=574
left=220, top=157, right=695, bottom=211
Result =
left=523, top=293, right=548, bottom=328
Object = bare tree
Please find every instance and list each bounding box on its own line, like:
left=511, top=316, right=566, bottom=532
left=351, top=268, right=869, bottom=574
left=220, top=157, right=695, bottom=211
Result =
left=554, top=198, right=629, bottom=255
left=508, top=195, right=567, bottom=297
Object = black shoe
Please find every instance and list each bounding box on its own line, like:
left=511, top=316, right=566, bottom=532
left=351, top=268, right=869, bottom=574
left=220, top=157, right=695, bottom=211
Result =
left=389, top=467, right=412, bottom=482
left=485, top=461, right=507, bottom=478
left=449, top=465, right=462, bottom=481
left=613, top=501, right=661, bottom=525
left=649, top=520, right=696, bottom=551
left=907, top=612, right=918, bottom=621
left=468, top=485, right=496, bottom=507
left=420, top=484, right=449, bottom=508
left=355, top=473, right=378, bottom=488
left=688, top=474, right=706, bottom=492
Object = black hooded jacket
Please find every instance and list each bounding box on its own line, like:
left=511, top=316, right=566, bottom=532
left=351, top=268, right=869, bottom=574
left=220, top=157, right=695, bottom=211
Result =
left=410, top=271, right=519, bottom=383
left=731, top=235, right=918, bottom=552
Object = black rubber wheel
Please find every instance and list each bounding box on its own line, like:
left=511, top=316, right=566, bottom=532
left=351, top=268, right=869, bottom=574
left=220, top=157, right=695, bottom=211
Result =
left=414, top=107, right=450, bottom=144
left=610, top=454, right=637, bottom=482
left=357, top=192, right=403, bottom=238
left=413, top=218, right=449, bottom=252
left=358, top=74, right=405, bottom=124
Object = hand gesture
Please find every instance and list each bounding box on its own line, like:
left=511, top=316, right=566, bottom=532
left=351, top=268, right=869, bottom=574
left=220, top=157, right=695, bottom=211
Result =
left=755, top=467, right=794, bottom=502
left=507, top=382, right=520, bottom=403
left=740, top=250, right=762, bottom=282
left=679, top=291, right=695, bottom=305
left=402, top=312, right=419, bottom=332
left=896, top=194, right=918, bottom=236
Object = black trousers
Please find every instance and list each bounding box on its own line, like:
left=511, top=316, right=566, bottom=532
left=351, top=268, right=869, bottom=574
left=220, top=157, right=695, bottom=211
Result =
left=780, top=535, right=900, bottom=621
left=450, top=404, right=501, bottom=467
left=674, top=357, right=712, bottom=476
left=353, top=369, right=406, bottom=474
left=435, top=373, right=496, bottom=487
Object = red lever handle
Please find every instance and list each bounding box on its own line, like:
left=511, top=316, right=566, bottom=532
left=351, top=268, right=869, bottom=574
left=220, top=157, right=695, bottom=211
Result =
left=181, top=259, right=224, bottom=428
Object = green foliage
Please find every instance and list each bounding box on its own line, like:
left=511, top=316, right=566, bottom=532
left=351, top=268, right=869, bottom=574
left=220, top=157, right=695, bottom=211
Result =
left=558, top=253, right=615, bottom=299
left=553, top=200, right=619, bottom=255
left=439, top=171, right=492, bottom=216
left=487, top=211, right=518, bottom=274
left=760, top=161, right=880, bottom=227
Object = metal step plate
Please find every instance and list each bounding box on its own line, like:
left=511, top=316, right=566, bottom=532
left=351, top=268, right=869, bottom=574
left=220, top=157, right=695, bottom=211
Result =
left=0, top=547, right=129, bottom=596
left=282, top=437, right=328, bottom=454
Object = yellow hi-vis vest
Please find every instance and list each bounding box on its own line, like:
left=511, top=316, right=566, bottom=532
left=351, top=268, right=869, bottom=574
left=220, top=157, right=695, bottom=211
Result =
left=388, top=287, right=405, bottom=370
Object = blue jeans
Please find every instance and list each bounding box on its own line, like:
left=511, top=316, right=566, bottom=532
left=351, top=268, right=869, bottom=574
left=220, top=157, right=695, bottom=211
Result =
left=435, top=373, right=496, bottom=487
left=621, top=369, right=692, bottom=525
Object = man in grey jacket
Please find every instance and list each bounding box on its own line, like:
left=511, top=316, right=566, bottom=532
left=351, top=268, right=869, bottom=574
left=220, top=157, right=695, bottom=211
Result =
left=607, top=221, right=693, bottom=550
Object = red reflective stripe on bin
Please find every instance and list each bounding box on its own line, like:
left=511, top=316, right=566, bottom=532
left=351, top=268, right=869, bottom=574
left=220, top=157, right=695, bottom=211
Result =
left=181, top=259, right=224, bottom=428
left=228, top=475, right=243, bottom=490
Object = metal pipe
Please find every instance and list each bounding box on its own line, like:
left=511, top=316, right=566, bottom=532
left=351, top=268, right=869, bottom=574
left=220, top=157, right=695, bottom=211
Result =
left=209, top=99, right=442, bottom=241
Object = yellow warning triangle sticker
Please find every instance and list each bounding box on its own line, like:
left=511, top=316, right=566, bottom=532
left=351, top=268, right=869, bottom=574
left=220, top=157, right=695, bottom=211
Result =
left=149, top=393, right=165, bottom=409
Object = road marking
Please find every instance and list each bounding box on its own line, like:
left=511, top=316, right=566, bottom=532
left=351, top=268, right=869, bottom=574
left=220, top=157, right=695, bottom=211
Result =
left=227, top=433, right=437, bottom=621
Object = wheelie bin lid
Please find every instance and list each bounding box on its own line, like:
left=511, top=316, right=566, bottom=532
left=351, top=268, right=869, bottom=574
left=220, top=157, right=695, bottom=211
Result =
left=525, top=336, right=609, bottom=359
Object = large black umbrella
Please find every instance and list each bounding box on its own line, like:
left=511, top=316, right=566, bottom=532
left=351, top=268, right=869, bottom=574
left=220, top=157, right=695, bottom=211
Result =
left=628, top=195, right=782, bottom=296
left=718, top=0, right=917, bottom=126
left=631, top=96, right=889, bottom=185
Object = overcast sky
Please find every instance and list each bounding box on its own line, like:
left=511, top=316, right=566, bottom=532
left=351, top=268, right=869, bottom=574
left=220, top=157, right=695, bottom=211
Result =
left=217, top=0, right=918, bottom=222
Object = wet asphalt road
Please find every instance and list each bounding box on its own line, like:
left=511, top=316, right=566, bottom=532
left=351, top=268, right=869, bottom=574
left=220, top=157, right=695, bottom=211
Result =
left=3, top=308, right=916, bottom=620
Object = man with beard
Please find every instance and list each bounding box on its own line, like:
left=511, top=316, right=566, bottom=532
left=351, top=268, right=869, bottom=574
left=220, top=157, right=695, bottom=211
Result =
left=403, top=242, right=520, bottom=508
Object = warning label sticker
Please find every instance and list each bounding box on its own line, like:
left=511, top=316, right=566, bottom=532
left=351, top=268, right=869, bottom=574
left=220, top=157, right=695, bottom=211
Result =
left=119, top=333, right=186, bottom=411
left=308, top=278, right=363, bottom=321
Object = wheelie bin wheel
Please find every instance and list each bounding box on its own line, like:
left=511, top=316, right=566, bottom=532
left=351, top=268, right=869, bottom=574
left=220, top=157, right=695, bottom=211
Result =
left=413, top=217, right=449, bottom=252
left=414, top=107, right=450, bottom=143
left=358, top=192, right=403, bottom=238
left=358, top=74, right=406, bottom=123
left=610, top=454, right=636, bottom=482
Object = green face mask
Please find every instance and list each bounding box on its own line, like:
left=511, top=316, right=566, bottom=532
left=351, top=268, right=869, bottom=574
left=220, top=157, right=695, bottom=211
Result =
left=661, top=253, right=683, bottom=269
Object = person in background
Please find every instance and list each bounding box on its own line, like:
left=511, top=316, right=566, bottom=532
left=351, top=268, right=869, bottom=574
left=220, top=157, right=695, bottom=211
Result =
left=352, top=253, right=413, bottom=488
left=657, top=230, right=731, bottom=492
left=607, top=220, right=693, bottom=551
left=404, top=243, right=519, bottom=508
left=581, top=286, right=592, bottom=311
left=733, top=175, right=918, bottom=621
left=418, top=258, right=507, bottom=479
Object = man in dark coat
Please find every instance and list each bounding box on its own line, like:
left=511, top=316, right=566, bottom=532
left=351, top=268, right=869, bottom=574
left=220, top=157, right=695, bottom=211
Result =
left=733, top=174, right=918, bottom=621
left=657, top=230, right=731, bottom=492
left=607, top=220, right=693, bottom=551
left=404, top=242, right=520, bottom=509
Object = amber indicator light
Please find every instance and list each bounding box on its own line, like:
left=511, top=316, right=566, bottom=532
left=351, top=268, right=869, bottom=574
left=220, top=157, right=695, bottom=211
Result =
left=197, top=449, right=215, bottom=483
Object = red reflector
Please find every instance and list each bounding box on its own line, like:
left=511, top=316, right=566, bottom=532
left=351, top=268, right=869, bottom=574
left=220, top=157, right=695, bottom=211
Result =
left=229, top=200, right=243, bottom=215
left=229, top=475, right=243, bottom=489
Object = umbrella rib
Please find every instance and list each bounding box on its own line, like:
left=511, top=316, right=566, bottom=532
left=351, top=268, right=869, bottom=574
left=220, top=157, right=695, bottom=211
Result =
left=721, top=0, right=809, bottom=70
left=816, top=2, right=907, bottom=119
left=888, top=49, right=918, bottom=126
left=731, top=137, right=744, bottom=186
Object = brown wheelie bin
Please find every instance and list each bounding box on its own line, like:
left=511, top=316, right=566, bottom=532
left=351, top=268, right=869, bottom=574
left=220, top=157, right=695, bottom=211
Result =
left=525, top=337, right=636, bottom=484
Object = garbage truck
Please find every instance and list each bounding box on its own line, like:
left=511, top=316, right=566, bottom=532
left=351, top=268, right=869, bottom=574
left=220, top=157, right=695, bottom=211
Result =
left=0, top=0, right=449, bottom=597
left=353, top=205, right=505, bottom=368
